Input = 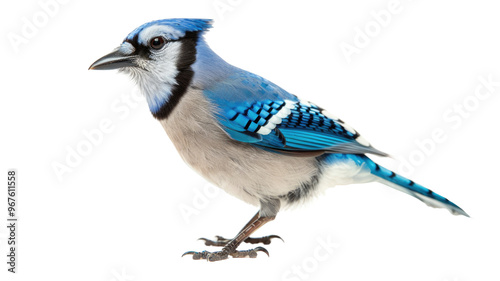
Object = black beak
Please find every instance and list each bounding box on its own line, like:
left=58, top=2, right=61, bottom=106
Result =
left=89, top=49, right=137, bottom=70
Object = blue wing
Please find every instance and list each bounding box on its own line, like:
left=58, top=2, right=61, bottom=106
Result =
left=203, top=71, right=387, bottom=157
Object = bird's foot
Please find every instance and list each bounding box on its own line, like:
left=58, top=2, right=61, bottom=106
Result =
left=198, top=235, right=283, bottom=247
left=182, top=247, right=269, bottom=261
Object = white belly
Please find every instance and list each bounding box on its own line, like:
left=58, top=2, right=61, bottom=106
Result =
left=160, top=88, right=320, bottom=206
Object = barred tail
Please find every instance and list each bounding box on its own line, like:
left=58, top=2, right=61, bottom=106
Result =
left=362, top=156, right=469, bottom=217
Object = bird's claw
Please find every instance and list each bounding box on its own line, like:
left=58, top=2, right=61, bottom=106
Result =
left=245, top=235, right=284, bottom=245
left=182, top=250, right=211, bottom=260
left=182, top=247, right=269, bottom=261
left=230, top=246, right=269, bottom=258
left=198, top=236, right=229, bottom=247
left=182, top=250, right=229, bottom=261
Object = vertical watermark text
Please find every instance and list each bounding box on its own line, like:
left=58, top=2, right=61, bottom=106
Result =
left=6, top=169, right=18, bottom=273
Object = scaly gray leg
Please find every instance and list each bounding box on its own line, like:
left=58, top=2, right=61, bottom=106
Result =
left=182, top=199, right=281, bottom=262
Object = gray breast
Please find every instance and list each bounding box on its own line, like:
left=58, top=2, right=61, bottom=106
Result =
left=159, top=88, right=321, bottom=206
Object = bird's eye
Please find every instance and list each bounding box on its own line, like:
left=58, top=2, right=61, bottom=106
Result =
left=149, top=36, right=166, bottom=50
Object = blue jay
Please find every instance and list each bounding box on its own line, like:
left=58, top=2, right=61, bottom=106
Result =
left=89, top=18, right=468, bottom=261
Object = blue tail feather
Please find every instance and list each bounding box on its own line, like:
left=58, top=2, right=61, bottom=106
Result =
left=361, top=156, right=469, bottom=217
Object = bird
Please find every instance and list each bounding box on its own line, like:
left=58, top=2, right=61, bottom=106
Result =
left=89, top=18, right=468, bottom=262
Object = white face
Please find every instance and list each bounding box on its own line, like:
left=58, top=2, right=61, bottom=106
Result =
left=90, top=19, right=210, bottom=117
left=119, top=25, right=187, bottom=113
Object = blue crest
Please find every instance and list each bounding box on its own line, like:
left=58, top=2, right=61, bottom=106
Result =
left=125, top=18, right=213, bottom=41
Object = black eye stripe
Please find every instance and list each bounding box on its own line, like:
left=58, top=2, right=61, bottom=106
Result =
left=124, top=34, right=190, bottom=52
left=123, top=32, right=197, bottom=62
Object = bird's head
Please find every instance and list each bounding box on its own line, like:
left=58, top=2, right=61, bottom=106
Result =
left=89, top=18, right=213, bottom=118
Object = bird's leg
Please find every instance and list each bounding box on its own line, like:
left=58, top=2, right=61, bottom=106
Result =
left=183, top=212, right=273, bottom=261
left=198, top=211, right=283, bottom=247
left=183, top=199, right=281, bottom=261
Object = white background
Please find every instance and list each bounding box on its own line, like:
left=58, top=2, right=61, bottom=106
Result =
left=1, top=0, right=500, bottom=280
